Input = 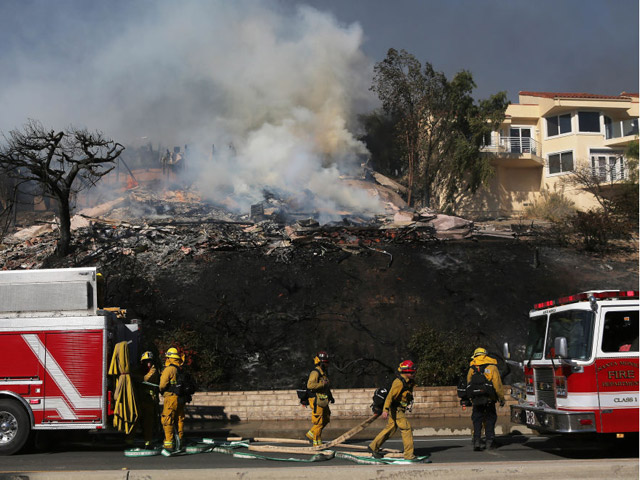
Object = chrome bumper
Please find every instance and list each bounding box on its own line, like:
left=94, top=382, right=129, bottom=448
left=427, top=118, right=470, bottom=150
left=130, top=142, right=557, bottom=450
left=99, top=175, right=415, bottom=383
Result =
left=510, top=404, right=597, bottom=433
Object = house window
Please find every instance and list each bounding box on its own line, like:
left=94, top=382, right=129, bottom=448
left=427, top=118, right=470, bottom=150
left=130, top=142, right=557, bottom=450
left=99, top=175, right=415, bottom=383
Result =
left=604, top=116, right=621, bottom=139
left=590, top=149, right=625, bottom=181
left=548, top=151, right=574, bottom=175
left=578, top=111, right=600, bottom=132
left=622, top=118, right=639, bottom=137
left=546, top=113, right=572, bottom=137
left=509, top=127, right=532, bottom=153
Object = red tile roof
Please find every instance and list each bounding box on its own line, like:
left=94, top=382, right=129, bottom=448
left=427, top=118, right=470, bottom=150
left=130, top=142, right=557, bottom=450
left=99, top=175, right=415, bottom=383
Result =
left=519, top=91, right=634, bottom=100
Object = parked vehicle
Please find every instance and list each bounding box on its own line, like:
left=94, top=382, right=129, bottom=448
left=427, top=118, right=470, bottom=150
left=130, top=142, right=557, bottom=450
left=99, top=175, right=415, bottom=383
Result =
left=0, top=267, right=138, bottom=454
left=505, top=290, right=638, bottom=435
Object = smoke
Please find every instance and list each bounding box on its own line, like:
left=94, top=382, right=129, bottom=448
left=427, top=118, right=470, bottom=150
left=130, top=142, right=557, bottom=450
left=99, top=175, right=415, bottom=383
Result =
left=0, top=1, right=384, bottom=220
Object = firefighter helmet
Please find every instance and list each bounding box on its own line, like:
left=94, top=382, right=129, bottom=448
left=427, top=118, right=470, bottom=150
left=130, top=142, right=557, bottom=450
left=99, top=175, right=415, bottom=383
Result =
left=398, top=360, right=416, bottom=374
left=472, top=347, right=488, bottom=358
left=140, top=351, right=153, bottom=362
left=314, top=351, right=330, bottom=365
left=165, top=347, right=181, bottom=359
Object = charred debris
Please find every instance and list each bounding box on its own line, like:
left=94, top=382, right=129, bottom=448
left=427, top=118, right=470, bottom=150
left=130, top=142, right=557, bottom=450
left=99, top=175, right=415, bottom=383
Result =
left=0, top=176, right=534, bottom=271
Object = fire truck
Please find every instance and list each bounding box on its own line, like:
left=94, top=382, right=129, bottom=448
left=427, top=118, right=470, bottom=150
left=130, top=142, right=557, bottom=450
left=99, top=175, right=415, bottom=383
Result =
left=506, top=290, right=638, bottom=436
left=0, top=267, right=139, bottom=455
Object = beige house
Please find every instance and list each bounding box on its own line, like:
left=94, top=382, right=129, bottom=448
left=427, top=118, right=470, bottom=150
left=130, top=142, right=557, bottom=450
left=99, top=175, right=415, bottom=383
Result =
left=456, top=91, right=638, bottom=218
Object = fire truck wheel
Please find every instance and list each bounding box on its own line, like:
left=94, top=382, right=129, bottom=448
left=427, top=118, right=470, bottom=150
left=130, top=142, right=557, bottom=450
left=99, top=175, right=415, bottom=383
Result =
left=0, top=399, right=30, bottom=455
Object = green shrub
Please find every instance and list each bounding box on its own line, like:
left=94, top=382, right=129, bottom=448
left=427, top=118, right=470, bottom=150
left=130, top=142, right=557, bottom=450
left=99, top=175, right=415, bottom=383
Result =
left=570, top=209, right=628, bottom=251
left=409, top=325, right=476, bottom=386
left=155, top=324, right=224, bottom=390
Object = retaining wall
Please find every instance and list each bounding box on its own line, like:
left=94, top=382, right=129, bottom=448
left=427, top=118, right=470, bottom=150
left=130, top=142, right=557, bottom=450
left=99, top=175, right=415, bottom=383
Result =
left=187, top=386, right=515, bottom=421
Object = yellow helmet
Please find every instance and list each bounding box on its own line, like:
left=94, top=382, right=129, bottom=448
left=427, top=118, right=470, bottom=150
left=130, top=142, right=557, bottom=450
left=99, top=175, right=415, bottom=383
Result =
left=140, top=351, right=153, bottom=362
left=472, top=347, right=488, bottom=358
left=165, top=347, right=181, bottom=359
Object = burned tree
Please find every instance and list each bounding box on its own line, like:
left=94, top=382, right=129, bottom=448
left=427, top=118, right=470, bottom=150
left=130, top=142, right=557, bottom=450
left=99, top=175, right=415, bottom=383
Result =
left=0, top=120, right=124, bottom=256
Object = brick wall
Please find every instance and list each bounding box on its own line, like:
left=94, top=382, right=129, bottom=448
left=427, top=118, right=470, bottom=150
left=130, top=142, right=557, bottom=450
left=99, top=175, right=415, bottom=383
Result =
left=187, top=386, right=515, bottom=421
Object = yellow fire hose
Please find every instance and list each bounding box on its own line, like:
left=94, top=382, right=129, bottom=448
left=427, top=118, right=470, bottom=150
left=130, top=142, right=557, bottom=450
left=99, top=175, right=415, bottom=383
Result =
left=108, top=341, right=138, bottom=434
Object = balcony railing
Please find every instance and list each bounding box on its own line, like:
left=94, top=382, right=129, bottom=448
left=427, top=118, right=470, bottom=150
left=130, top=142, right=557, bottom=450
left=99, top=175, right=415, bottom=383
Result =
left=482, top=136, right=539, bottom=156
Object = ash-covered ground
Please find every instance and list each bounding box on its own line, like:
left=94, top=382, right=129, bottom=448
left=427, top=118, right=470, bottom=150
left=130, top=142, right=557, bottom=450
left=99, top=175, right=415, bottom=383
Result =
left=1, top=185, right=637, bottom=390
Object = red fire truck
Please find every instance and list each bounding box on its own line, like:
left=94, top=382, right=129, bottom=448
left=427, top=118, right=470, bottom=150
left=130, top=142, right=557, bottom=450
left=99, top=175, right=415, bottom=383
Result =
left=0, top=267, right=139, bottom=455
left=506, top=290, right=638, bottom=435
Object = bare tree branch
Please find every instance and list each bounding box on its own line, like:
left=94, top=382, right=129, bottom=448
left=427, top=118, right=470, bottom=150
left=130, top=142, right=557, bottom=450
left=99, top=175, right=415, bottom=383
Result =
left=0, top=119, right=124, bottom=256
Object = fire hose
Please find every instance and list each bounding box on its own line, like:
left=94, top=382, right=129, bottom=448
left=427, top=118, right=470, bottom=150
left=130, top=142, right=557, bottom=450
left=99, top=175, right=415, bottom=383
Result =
left=123, top=414, right=430, bottom=463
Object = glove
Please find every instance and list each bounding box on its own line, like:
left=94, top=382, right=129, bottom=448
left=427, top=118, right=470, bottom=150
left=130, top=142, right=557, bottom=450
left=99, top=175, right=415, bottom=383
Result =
left=499, top=399, right=505, bottom=407
left=330, top=398, right=335, bottom=404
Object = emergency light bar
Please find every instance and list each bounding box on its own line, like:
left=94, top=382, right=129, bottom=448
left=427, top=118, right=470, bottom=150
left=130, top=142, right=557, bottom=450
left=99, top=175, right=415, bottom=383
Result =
left=533, top=290, right=639, bottom=310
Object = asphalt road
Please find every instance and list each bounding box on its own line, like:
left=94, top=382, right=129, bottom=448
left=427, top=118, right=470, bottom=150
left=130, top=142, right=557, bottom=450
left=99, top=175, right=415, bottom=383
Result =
left=1, top=431, right=637, bottom=474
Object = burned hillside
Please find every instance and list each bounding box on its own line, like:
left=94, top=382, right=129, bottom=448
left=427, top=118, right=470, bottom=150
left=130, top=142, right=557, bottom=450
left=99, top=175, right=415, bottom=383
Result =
left=1, top=181, right=637, bottom=390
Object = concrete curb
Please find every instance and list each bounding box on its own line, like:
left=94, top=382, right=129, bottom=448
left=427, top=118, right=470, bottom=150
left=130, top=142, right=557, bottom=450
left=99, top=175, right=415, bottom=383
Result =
left=12, top=458, right=639, bottom=480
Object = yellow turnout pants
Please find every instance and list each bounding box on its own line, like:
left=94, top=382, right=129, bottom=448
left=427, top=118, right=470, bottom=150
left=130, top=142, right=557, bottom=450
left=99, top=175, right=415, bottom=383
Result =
left=308, top=397, right=331, bottom=441
left=369, top=407, right=414, bottom=459
left=161, top=395, right=184, bottom=448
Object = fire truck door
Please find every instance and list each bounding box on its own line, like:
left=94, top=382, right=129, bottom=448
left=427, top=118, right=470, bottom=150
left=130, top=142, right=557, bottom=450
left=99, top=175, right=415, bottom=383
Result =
left=596, top=308, right=639, bottom=433
left=42, top=331, right=104, bottom=422
left=1, top=333, right=43, bottom=403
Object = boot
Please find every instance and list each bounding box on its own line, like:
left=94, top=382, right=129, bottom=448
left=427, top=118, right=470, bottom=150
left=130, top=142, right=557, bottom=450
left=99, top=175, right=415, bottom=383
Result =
left=473, top=438, right=482, bottom=451
left=487, top=439, right=498, bottom=450
left=367, top=446, right=383, bottom=459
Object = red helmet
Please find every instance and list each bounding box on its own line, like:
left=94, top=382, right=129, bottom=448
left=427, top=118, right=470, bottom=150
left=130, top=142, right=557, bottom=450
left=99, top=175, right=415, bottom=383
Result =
left=398, top=360, right=416, bottom=374
left=315, top=351, right=330, bottom=365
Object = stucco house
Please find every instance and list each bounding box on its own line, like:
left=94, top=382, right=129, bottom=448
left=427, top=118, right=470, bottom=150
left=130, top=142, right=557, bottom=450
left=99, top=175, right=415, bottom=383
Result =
left=457, top=91, right=638, bottom=218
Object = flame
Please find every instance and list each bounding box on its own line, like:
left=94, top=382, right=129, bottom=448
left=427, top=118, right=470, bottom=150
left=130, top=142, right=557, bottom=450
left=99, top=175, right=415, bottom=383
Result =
left=126, top=177, right=139, bottom=190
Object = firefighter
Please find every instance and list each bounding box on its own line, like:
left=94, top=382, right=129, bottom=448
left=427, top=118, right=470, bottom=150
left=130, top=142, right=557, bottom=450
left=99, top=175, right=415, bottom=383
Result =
left=467, top=347, right=505, bottom=451
left=368, top=360, right=417, bottom=460
left=138, top=351, right=159, bottom=448
left=305, top=351, right=334, bottom=446
left=159, top=347, right=185, bottom=451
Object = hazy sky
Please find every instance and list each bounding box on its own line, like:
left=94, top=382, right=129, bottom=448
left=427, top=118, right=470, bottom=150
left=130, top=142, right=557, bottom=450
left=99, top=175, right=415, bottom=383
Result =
left=298, top=0, right=639, bottom=101
left=0, top=0, right=637, bottom=216
left=0, top=0, right=637, bottom=136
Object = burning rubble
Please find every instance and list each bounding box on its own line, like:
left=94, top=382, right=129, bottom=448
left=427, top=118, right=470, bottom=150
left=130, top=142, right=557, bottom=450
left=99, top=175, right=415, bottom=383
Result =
left=0, top=169, right=497, bottom=271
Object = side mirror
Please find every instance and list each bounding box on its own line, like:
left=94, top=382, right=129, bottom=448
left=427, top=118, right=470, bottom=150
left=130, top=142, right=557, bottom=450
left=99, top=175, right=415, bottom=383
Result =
left=554, top=337, right=568, bottom=358
left=502, top=342, right=511, bottom=360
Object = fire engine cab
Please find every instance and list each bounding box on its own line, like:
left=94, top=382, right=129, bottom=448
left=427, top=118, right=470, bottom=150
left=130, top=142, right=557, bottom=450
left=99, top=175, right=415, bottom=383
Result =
left=506, top=290, right=638, bottom=435
left=0, top=267, right=138, bottom=455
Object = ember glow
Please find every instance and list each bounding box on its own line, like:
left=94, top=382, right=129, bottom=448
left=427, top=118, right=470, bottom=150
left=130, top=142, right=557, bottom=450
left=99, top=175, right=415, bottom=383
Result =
left=1, top=1, right=383, bottom=223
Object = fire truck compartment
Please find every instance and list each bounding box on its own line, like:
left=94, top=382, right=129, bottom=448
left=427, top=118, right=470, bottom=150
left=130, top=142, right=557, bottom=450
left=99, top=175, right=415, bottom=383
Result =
left=511, top=404, right=596, bottom=433
left=0, top=268, right=98, bottom=317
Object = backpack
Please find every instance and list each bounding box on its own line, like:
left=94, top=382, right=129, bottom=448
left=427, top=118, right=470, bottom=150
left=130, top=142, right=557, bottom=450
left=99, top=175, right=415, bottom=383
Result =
left=371, top=387, right=389, bottom=415
left=170, top=366, right=197, bottom=403
left=456, top=374, right=472, bottom=407
left=296, top=376, right=311, bottom=406
left=296, top=367, right=323, bottom=406
left=466, top=364, right=496, bottom=406
left=370, top=375, right=410, bottom=415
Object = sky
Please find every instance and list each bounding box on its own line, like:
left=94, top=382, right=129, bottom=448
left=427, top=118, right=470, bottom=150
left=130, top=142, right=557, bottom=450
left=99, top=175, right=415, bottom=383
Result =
left=0, top=0, right=637, bottom=216
left=300, top=0, right=639, bottom=101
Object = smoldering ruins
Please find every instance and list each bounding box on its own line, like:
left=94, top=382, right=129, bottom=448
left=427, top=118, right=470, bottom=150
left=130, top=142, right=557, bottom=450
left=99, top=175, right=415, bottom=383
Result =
left=1, top=2, right=637, bottom=390
left=2, top=168, right=637, bottom=390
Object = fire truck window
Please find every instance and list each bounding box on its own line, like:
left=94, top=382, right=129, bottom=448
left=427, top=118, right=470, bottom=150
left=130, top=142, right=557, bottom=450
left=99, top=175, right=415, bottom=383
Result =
left=525, top=316, right=546, bottom=360
left=546, top=310, right=594, bottom=360
left=601, top=310, right=639, bottom=353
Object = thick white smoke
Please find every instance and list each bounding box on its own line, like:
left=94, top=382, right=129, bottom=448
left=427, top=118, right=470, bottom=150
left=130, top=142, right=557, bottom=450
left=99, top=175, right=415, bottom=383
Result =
left=0, top=1, right=384, bottom=220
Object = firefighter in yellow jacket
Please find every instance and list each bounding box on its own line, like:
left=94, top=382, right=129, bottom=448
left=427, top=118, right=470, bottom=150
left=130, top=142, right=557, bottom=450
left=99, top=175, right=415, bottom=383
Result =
left=305, top=351, right=334, bottom=446
left=138, top=351, right=159, bottom=448
left=368, top=360, right=417, bottom=460
left=466, top=347, right=505, bottom=451
left=159, top=347, right=185, bottom=451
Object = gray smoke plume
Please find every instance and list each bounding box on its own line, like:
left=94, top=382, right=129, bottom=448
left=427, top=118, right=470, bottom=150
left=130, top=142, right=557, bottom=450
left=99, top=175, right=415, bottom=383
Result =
left=0, top=1, right=384, bottom=220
